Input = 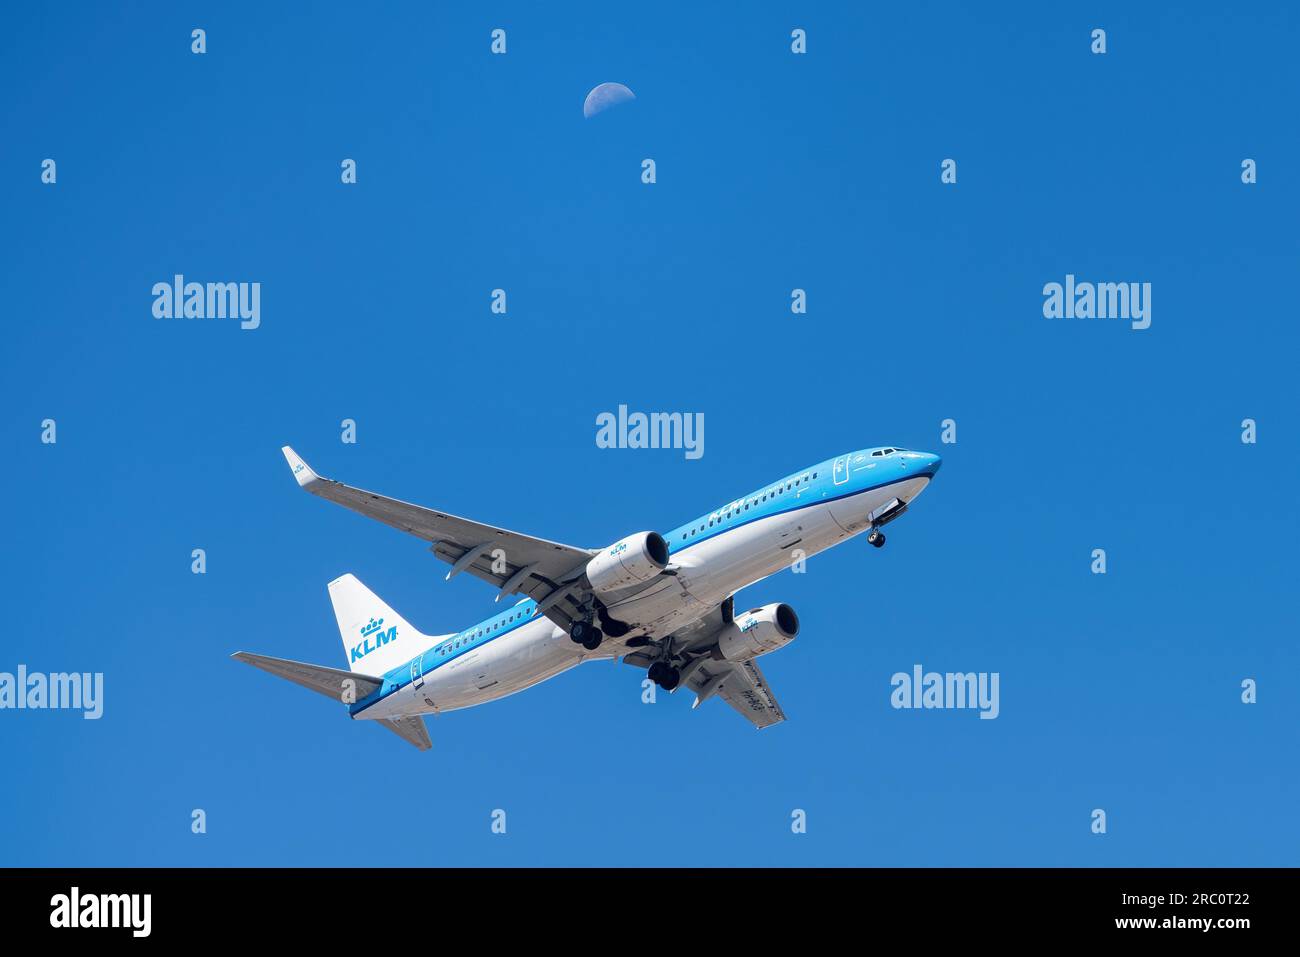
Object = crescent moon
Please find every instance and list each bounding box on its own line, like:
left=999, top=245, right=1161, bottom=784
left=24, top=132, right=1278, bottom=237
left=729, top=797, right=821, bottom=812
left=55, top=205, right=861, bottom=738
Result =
left=583, top=82, right=636, bottom=119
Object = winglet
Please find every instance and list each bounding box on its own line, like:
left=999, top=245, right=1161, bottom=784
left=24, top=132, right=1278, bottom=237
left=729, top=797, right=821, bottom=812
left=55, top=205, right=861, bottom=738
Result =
left=281, top=446, right=320, bottom=487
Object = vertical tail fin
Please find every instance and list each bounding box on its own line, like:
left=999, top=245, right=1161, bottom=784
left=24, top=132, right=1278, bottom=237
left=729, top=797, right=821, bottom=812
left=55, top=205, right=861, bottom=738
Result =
left=328, top=574, right=427, bottom=675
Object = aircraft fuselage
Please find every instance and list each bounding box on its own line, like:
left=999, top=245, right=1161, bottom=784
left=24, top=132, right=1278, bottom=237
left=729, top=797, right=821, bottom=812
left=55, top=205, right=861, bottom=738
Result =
left=351, top=448, right=940, bottom=722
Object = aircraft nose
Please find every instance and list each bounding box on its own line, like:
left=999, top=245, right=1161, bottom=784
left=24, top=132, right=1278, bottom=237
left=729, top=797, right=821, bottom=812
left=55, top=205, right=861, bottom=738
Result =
left=921, top=452, right=942, bottom=477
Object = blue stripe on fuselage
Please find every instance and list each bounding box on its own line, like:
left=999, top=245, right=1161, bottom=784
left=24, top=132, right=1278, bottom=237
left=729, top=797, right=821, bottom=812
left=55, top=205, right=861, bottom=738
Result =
left=664, top=452, right=934, bottom=554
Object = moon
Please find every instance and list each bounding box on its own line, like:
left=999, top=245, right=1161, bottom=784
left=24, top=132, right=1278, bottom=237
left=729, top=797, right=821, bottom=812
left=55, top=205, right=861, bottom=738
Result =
left=583, top=82, right=635, bottom=119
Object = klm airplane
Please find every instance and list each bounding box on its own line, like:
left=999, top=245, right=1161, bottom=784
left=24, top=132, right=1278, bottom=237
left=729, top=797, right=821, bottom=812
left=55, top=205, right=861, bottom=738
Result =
left=234, top=445, right=941, bottom=750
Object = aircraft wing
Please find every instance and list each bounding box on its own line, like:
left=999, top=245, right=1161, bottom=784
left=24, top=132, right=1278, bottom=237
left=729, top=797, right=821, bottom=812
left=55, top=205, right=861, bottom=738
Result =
left=621, top=598, right=787, bottom=730
left=655, top=597, right=735, bottom=653
left=281, top=447, right=597, bottom=627
left=683, top=657, right=787, bottom=730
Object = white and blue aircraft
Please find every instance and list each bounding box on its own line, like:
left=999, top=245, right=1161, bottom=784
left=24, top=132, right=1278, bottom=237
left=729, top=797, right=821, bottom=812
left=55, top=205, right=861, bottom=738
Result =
left=234, top=445, right=941, bottom=749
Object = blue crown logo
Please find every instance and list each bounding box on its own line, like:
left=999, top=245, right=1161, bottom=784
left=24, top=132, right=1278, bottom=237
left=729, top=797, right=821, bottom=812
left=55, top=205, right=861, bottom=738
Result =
left=352, top=618, right=399, bottom=663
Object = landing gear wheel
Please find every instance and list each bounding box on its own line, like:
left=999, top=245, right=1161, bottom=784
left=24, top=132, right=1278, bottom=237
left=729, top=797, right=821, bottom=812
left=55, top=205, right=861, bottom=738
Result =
left=581, top=629, right=604, bottom=651
left=648, top=661, right=680, bottom=691
left=868, top=529, right=886, bottom=548
left=570, top=621, right=592, bottom=645
left=600, top=617, right=630, bottom=639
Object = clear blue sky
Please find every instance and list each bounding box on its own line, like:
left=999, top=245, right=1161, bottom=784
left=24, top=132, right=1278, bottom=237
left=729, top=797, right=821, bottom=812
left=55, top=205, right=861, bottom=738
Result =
left=2, top=1, right=1296, bottom=866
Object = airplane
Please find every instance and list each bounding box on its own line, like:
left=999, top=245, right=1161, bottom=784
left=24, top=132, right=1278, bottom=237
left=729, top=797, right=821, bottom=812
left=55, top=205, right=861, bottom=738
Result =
left=234, top=445, right=942, bottom=750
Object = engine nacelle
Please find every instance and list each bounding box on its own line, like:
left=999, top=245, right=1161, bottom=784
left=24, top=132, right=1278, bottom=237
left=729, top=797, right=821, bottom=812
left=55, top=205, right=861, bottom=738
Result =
left=712, top=603, right=800, bottom=662
left=586, top=531, right=669, bottom=594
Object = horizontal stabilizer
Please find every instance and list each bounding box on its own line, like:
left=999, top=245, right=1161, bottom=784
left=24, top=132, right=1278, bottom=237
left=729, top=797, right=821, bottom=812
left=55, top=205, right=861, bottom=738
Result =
left=232, top=652, right=381, bottom=703
left=235, top=653, right=432, bottom=751
left=378, top=715, right=432, bottom=751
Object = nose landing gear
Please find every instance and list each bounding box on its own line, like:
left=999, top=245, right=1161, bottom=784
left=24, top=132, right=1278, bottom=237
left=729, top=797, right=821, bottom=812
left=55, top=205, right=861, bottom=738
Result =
left=868, top=528, right=886, bottom=548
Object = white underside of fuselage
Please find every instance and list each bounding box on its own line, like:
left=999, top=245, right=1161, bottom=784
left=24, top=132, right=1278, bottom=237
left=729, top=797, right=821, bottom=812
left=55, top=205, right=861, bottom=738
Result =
left=354, top=474, right=931, bottom=723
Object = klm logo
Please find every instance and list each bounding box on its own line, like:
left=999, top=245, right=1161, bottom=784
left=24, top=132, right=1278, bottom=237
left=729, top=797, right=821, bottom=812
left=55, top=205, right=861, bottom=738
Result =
left=352, top=617, right=398, bottom=663
left=739, top=618, right=759, bottom=634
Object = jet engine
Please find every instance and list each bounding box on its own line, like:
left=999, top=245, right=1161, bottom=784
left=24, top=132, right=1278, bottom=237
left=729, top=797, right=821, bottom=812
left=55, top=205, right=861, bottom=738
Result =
left=586, top=531, right=669, bottom=594
left=712, top=603, right=799, bottom=661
